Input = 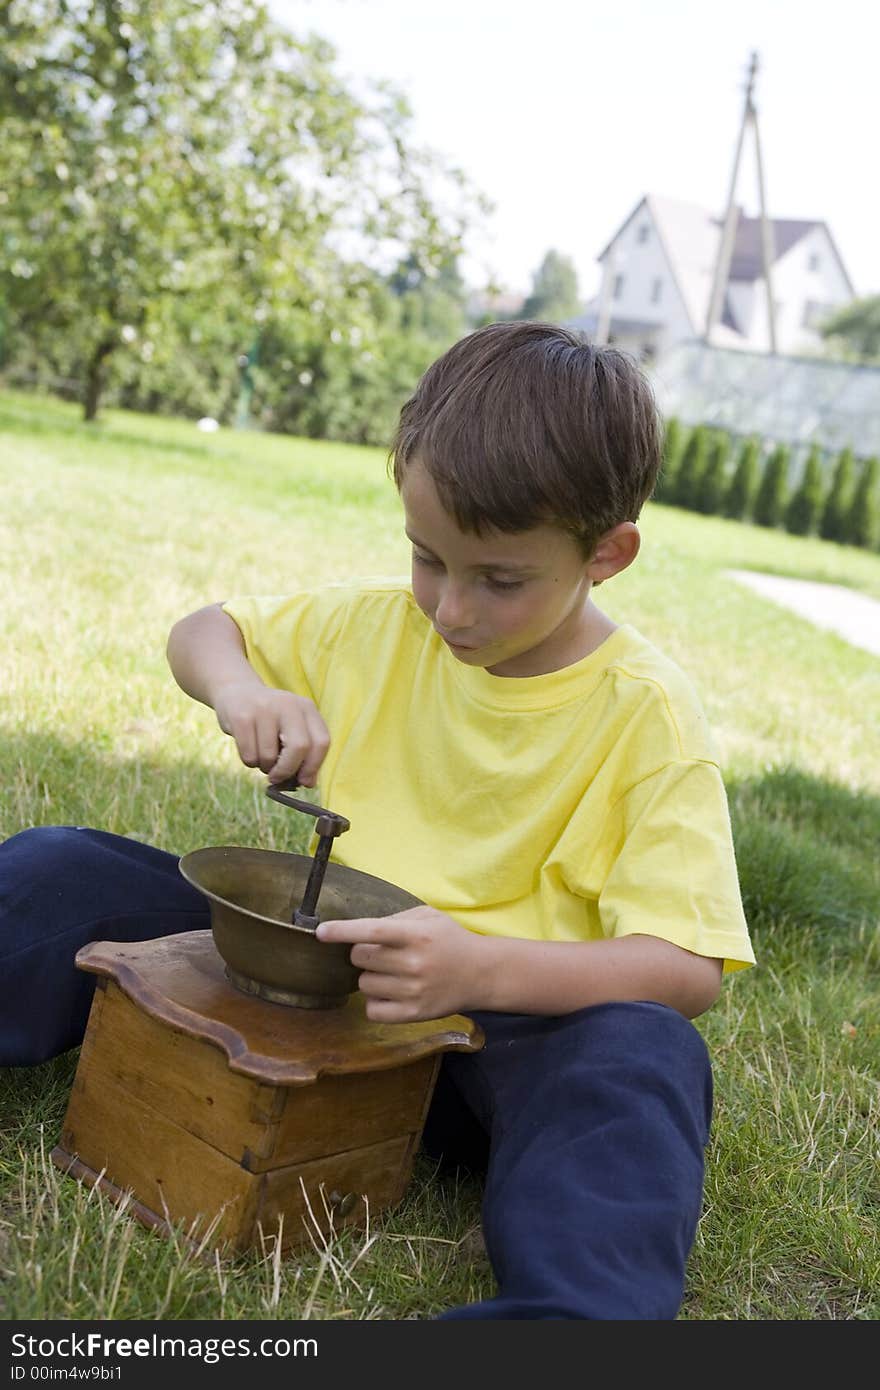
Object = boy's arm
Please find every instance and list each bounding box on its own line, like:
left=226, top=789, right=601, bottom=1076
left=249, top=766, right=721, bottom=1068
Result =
left=476, top=928, right=723, bottom=1018
left=316, top=907, right=723, bottom=1022
left=166, top=603, right=330, bottom=785
left=167, top=602, right=258, bottom=707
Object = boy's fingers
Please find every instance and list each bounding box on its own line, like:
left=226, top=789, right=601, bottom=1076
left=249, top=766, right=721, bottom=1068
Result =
left=316, top=917, right=393, bottom=945
left=296, top=712, right=330, bottom=785
left=357, top=972, right=410, bottom=1000
left=256, top=713, right=288, bottom=772
left=350, top=941, right=389, bottom=969
left=268, top=756, right=302, bottom=784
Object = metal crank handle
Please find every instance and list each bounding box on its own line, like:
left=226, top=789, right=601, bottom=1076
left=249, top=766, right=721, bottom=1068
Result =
left=265, top=777, right=350, bottom=839
left=265, top=777, right=351, bottom=930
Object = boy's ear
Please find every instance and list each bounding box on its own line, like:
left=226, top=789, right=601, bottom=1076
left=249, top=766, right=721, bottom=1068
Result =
left=586, top=522, right=640, bottom=583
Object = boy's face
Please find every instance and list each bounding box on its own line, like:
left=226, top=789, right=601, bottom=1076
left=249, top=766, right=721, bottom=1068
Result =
left=400, top=462, right=599, bottom=677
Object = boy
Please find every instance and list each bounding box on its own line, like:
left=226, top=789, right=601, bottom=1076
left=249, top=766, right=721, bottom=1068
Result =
left=0, top=321, right=755, bottom=1318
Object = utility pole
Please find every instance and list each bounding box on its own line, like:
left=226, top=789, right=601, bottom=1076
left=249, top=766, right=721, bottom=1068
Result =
left=752, top=87, right=778, bottom=355
left=704, top=51, right=777, bottom=353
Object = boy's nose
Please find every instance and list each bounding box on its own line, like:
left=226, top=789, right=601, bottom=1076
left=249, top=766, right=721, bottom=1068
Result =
left=434, top=581, right=474, bottom=632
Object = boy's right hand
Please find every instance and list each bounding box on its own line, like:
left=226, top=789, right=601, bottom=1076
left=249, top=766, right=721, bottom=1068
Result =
left=211, top=682, right=330, bottom=787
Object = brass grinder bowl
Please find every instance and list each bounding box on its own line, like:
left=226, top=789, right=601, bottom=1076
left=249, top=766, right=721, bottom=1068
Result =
left=179, top=845, right=424, bottom=1009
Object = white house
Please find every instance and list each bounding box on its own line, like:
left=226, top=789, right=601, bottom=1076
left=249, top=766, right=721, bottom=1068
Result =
left=569, top=193, right=855, bottom=361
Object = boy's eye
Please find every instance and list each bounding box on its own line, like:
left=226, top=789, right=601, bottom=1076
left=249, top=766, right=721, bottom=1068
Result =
left=412, top=549, right=523, bottom=591
left=485, top=576, right=525, bottom=592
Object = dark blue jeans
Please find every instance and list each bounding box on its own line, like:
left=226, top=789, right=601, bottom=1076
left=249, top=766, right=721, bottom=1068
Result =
left=1, top=826, right=713, bottom=1319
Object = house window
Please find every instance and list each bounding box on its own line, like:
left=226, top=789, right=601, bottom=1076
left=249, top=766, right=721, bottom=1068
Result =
left=650, top=277, right=663, bottom=304
left=808, top=252, right=820, bottom=272
left=612, top=274, right=624, bottom=300
left=636, top=225, right=650, bottom=244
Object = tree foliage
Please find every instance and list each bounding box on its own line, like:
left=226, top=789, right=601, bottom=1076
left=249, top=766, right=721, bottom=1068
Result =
left=0, top=0, right=484, bottom=421
left=843, top=455, right=879, bottom=549
left=819, top=446, right=856, bottom=543
left=653, top=416, right=684, bottom=504
left=516, top=250, right=581, bottom=323
left=671, top=424, right=708, bottom=510
left=694, top=431, right=729, bottom=515
left=722, top=437, right=760, bottom=520
left=783, top=446, right=825, bottom=536
left=247, top=258, right=472, bottom=445
left=752, top=444, right=789, bottom=528
left=819, top=295, right=880, bottom=362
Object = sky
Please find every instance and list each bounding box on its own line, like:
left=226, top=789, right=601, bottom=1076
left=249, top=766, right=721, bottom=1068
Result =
left=268, top=0, right=877, bottom=305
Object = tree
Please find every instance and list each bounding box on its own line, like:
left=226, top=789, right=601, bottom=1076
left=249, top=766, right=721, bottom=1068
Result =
left=819, top=446, right=856, bottom=542
left=784, top=446, right=825, bottom=536
left=694, top=431, right=729, bottom=515
left=723, top=437, right=760, bottom=521
left=843, top=456, right=879, bottom=549
left=247, top=257, right=473, bottom=446
left=819, top=296, right=880, bottom=362
left=752, top=444, right=790, bottom=528
left=672, top=424, right=709, bottom=510
left=653, top=416, right=685, bottom=504
left=0, top=1, right=484, bottom=421
left=517, top=250, right=581, bottom=323
left=107, top=248, right=475, bottom=444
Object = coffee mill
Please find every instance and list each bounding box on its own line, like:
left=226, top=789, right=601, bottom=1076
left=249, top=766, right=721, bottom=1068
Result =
left=51, top=780, right=483, bottom=1253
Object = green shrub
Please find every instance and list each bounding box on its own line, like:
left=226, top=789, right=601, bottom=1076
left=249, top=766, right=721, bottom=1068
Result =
left=694, top=431, right=730, bottom=515
left=784, top=445, right=824, bottom=536
left=819, top=446, right=856, bottom=543
left=653, top=416, right=685, bottom=504
left=752, top=443, right=790, bottom=528
left=671, top=423, right=709, bottom=510
left=723, top=436, right=760, bottom=520
left=843, top=455, right=879, bottom=548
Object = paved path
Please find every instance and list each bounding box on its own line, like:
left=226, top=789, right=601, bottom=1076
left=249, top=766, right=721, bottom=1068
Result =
left=726, top=569, right=880, bottom=658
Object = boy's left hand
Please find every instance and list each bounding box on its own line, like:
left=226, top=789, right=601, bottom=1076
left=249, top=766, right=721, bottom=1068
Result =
left=315, top=907, right=481, bottom=1022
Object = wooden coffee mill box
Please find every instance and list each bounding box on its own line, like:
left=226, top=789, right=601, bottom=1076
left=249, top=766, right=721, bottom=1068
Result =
left=52, top=783, right=483, bottom=1254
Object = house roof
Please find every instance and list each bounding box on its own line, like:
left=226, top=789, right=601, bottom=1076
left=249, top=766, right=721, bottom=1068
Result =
left=728, top=212, right=855, bottom=294
left=728, top=214, right=818, bottom=280
left=646, top=194, right=722, bottom=334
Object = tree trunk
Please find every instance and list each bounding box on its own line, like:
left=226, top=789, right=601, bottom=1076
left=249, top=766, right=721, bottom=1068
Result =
left=83, top=338, right=116, bottom=421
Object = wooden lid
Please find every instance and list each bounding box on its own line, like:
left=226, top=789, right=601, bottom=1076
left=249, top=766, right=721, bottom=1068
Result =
left=75, top=931, right=484, bottom=1086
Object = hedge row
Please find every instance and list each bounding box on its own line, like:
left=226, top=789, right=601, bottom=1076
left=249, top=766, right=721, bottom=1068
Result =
left=655, top=420, right=880, bottom=550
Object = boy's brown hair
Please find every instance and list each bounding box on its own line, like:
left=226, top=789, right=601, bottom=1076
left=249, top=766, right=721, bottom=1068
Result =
left=389, top=320, right=663, bottom=557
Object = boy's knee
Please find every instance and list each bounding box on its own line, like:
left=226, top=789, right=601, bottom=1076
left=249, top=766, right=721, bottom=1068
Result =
left=3, top=824, right=84, bottom=861
left=562, top=1000, right=713, bottom=1135
left=563, top=998, right=706, bottom=1051
left=517, top=1000, right=711, bottom=1112
left=0, top=825, right=103, bottom=892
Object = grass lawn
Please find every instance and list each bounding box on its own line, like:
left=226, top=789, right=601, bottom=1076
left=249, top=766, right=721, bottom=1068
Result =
left=1, top=388, right=878, bottom=1320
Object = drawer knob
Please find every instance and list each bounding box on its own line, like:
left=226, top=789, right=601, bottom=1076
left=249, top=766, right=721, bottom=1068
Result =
left=328, top=1189, right=358, bottom=1218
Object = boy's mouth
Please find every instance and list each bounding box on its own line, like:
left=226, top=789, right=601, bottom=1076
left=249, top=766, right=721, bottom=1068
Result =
left=436, top=629, right=479, bottom=653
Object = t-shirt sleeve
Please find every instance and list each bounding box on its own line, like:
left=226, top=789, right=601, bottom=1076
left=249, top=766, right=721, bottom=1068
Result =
left=221, top=591, right=349, bottom=704
left=598, top=758, right=755, bottom=974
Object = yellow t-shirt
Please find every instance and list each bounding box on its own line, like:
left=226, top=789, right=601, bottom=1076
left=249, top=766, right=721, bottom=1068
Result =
left=223, top=581, right=755, bottom=975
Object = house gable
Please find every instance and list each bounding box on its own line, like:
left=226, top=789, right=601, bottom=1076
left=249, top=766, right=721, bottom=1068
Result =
left=593, top=195, right=706, bottom=345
